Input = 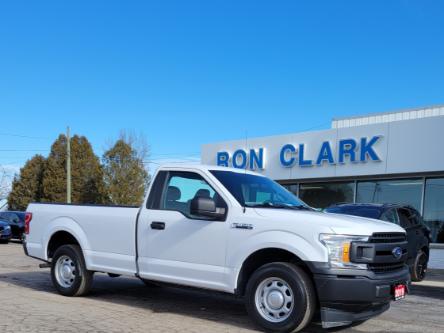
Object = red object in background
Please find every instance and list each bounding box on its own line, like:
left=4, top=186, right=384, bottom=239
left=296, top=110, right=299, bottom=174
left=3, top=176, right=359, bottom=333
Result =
left=24, top=212, right=32, bottom=235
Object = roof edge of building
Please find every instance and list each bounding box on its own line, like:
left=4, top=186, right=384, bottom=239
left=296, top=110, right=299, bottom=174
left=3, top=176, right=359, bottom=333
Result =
left=332, top=104, right=444, bottom=122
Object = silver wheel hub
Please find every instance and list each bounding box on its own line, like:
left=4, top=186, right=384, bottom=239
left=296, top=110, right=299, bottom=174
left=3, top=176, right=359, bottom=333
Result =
left=255, top=277, right=294, bottom=323
left=55, top=255, right=76, bottom=288
left=268, top=290, right=285, bottom=309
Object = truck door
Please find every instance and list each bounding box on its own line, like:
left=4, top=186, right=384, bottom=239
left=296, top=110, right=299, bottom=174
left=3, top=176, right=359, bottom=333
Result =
left=137, top=170, right=231, bottom=292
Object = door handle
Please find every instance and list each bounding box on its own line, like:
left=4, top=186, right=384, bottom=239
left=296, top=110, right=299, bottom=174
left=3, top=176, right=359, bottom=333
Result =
left=151, top=221, right=166, bottom=230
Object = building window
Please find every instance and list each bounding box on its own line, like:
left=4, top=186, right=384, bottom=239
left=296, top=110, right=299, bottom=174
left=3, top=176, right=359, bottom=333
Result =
left=356, top=179, right=423, bottom=212
left=299, top=182, right=354, bottom=209
left=283, top=184, right=298, bottom=197
left=423, top=178, right=444, bottom=243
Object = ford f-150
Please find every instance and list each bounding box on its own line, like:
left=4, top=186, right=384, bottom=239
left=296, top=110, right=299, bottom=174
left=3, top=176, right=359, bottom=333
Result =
left=23, top=164, right=410, bottom=332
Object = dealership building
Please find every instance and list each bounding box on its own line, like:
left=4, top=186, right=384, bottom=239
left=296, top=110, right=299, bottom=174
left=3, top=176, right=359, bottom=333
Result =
left=202, top=105, right=444, bottom=244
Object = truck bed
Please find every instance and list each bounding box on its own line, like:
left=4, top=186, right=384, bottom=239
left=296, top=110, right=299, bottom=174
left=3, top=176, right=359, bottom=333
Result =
left=26, top=203, right=140, bottom=275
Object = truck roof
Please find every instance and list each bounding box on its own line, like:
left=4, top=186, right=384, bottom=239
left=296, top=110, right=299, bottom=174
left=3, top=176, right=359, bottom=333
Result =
left=157, top=163, right=264, bottom=176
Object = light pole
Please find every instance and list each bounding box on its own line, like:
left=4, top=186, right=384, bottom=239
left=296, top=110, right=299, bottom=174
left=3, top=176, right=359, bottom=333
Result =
left=66, top=126, right=71, bottom=204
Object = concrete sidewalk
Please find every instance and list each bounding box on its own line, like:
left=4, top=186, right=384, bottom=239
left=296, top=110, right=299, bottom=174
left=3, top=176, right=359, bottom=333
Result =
left=414, top=268, right=444, bottom=288
left=429, top=247, right=444, bottom=269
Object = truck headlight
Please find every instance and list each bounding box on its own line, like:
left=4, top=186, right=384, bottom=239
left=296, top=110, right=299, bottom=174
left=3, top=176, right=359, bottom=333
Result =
left=319, top=234, right=369, bottom=270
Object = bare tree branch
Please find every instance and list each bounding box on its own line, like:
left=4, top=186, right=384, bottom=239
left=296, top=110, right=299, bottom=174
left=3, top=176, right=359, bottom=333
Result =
left=0, top=165, right=14, bottom=201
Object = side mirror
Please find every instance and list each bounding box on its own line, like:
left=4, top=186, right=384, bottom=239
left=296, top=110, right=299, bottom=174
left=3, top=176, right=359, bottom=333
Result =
left=190, top=197, right=225, bottom=220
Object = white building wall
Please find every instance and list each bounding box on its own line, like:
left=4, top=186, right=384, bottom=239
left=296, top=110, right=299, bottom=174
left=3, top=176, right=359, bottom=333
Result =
left=202, top=116, right=444, bottom=181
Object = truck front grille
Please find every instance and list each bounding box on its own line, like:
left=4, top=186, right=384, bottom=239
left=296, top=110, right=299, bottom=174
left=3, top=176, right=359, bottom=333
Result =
left=369, top=232, right=406, bottom=243
left=368, top=262, right=406, bottom=274
left=367, top=232, right=407, bottom=274
left=350, top=232, right=408, bottom=274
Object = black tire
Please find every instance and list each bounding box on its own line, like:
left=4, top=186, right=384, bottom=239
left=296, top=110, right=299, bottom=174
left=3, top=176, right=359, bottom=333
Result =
left=51, top=245, right=94, bottom=296
left=411, top=250, right=428, bottom=282
left=245, top=262, right=316, bottom=333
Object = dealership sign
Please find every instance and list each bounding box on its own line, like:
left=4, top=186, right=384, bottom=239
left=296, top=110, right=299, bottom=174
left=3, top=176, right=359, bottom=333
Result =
left=216, top=135, right=382, bottom=170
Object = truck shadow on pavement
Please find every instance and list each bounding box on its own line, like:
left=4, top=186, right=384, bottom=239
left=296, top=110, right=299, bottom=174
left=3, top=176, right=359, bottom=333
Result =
left=3, top=270, right=443, bottom=332
left=0, top=271, right=331, bottom=332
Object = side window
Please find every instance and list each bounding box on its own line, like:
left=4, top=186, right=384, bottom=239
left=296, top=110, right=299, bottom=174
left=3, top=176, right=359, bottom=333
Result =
left=398, top=209, right=414, bottom=229
left=146, top=171, right=168, bottom=209
left=380, top=209, right=399, bottom=224
left=161, top=172, right=225, bottom=218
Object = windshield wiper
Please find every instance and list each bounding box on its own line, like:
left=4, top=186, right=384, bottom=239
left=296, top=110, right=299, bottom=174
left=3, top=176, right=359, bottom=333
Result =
left=287, top=205, right=313, bottom=211
left=246, top=202, right=286, bottom=209
left=246, top=202, right=312, bottom=211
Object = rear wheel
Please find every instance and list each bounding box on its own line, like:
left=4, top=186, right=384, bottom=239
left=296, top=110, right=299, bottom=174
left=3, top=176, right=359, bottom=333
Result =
left=411, top=250, right=428, bottom=282
left=245, top=262, right=316, bottom=333
left=51, top=245, right=94, bottom=296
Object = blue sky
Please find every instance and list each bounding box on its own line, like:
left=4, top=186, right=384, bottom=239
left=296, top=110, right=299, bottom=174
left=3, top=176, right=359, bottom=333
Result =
left=0, top=0, right=443, bottom=174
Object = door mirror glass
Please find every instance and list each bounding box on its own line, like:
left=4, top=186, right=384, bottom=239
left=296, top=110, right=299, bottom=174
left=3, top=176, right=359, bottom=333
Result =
left=398, top=209, right=414, bottom=229
left=190, top=197, right=225, bottom=220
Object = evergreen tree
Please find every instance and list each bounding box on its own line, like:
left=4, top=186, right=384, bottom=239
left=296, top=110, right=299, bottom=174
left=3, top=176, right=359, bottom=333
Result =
left=8, top=155, right=46, bottom=211
left=102, top=139, right=149, bottom=206
left=42, top=134, right=107, bottom=204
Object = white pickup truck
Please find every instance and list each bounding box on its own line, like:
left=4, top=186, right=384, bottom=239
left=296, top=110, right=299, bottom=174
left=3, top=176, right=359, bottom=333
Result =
left=23, top=164, right=410, bottom=332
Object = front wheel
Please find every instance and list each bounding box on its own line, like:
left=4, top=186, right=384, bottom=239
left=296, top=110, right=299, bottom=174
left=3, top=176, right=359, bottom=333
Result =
left=411, top=250, right=428, bottom=282
left=245, top=262, right=316, bottom=333
left=51, top=245, right=94, bottom=296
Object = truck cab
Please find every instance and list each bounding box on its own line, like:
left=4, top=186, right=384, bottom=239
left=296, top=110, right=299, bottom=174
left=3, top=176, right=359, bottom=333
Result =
left=24, top=164, right=410, bottom=333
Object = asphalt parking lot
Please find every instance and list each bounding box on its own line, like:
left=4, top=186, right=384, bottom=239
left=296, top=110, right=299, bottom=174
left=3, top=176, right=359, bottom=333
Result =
left=1, top=242, right=443, bottom=333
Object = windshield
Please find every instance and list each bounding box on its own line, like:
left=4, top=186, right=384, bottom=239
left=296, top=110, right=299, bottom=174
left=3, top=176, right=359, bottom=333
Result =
left=210, top=170, right=308, bottom=209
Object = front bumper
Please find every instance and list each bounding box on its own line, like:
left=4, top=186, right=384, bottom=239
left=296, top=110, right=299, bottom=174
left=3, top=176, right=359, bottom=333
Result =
left=308, top=262, right=410, bottom=328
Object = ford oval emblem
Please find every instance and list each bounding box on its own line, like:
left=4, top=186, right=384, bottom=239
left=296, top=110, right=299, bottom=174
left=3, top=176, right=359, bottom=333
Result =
left=392, top=247, right=403, bottom=259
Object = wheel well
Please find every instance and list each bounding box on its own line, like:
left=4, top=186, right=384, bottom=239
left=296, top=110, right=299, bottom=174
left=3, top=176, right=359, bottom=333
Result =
left=47, top=231, right=80, bottom=259
left=235, top=248, right=313, bottom=296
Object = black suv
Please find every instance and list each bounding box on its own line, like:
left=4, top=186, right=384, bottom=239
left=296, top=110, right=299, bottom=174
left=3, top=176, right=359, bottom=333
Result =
left=325, top=203, right=431, bottom=282
left=0, top=211, right=26, bottom=241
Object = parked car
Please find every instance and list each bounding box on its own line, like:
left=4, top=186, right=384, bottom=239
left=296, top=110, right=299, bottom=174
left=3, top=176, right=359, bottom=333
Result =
left=0, top=211, right=26, bottom=240
left=325, top=203, right=430, bottom=282
left=0, top=219, right=12, bottom=243
left=24, top=164, right=410, bottom=332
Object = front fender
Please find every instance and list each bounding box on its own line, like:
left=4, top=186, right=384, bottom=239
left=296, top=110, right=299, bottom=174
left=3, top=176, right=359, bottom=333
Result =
left=227, top=230, right=328, bottom=290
